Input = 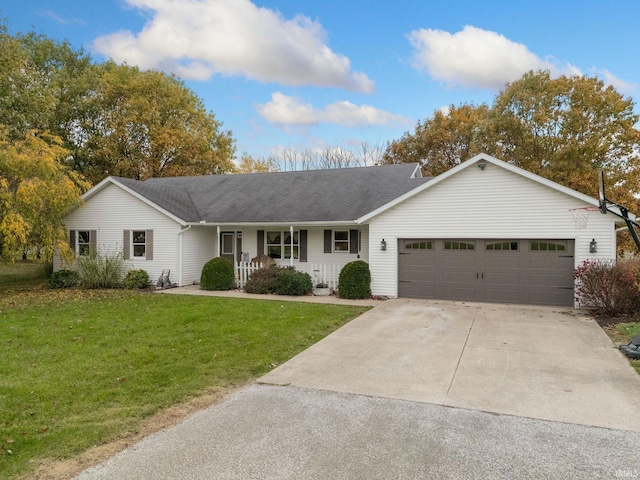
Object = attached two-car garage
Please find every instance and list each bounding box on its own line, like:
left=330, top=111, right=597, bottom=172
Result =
left=398, top=239, right=575, bottom=306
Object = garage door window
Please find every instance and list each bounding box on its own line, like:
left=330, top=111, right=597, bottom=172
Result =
left=405, top=241, right=433, bottom=250
left=486, top=241, right=519, bottom=251
left=444, top=241, right=474, bottom=250
left=530, top=241, right=565, bottom=251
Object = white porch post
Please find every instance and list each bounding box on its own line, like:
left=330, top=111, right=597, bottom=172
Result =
left=216, top=226, right=221, bottom=257
left=289, top=225, right=294, bottom=266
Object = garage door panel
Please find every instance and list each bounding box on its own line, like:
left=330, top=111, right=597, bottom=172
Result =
left=398, top=239, right=575, bottom=307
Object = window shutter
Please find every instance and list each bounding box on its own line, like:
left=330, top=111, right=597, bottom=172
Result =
left=324, top=230, right=332, bottom=253
left=146, top=230, right=153, bottom=260
left=349, top=230, right=359, bottom=254
left=299, top=230, right=307, bottom=262
left=123, top=230, right=130, bottom=260
left=257, top=230, right=264, bottom=256
left=89, top=230, right=97, bottom=252
left=69, top=230, right=76, bottom=252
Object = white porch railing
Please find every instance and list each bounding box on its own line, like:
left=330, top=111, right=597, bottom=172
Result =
left=234, top=262, right=340, bottom=290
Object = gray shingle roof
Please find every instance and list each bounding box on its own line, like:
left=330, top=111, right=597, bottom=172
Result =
left=113, top=163, right=429, bottom=224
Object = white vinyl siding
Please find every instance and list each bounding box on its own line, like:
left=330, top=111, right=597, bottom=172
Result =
left=368, top=163, right=616, bottom=301
left=180, top=226, right=217, bottom=285
left=57, top=183, right=181, bottom=284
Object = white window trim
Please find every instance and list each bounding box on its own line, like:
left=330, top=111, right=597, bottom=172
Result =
left=266, top=230, right=299, bottom=260
left=132, top=230, right=147, bottom=258
left=333, top=230, right=350, bottom=253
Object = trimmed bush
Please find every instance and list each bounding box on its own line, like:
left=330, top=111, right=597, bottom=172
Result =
left=245, top=265, right=312, bottom=296
left=338, top=260, right=371, bottom=299
left=76, top=249, right=126, bottom=288
left=201, top=257, right=235, bottom=290
left=123, top=269, right=150, bottom=289
left=574, top=259, right=640, bottom=315
left=273, top=267, right=312, bottom=296
left=245, top=265, right=279, bottom=294
left=48, top=269, right=80, bottom=289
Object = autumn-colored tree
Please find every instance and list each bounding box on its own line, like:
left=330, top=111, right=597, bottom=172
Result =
left=71, top=62, right=235, bottom=183
left=489, top=71, right=640, bottom=204
left=383, top=104, right=490, bottom=176
left=0, top=23, right=236, bottom=185
left=235, top=153, right=280, bottom=173
left=383, top=71, right=640, bottom=206
left=0, top=130, right=90, bottom=261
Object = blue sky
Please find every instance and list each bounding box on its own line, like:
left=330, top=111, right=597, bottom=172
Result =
left=3, top=0, right=640, bottom=163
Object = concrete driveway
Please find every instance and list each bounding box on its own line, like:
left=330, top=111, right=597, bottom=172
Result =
left=260, top=298, right=640, bottom=432
left=76, top=299, right=640, bottom=479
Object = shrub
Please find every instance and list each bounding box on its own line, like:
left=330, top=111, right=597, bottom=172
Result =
left=48, top=269, right=80, bottom=289
left=273, top=267, right=312, bottom=296
left=76, top=249, right=126, bottom=288
left=574, top=259, right=640, bottom=315
left=245, top=265, right=279, bottom=294
left=338, top=260, right=371, bottom=299
left=123, top=269, right=150, bottom=289
left=201, top=257, right=235, bottom=290
left=245, top=265, right=312, bottom=296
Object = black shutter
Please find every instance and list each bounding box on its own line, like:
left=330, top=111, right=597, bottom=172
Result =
left=257, top=230, right=264, bottom=256
left=299, top=230, right=307, bottom=262
left=146, top=230, right=153, bottom=260
left=349, top=230, right=359, bottom=254
left=324, top=230, right=332, bottom=253
left=123, top=230, right=130, bottom=260
left=69, top=230, right=76, bottom=252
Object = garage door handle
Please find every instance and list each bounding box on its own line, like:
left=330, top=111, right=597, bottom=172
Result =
left=558, top=255, right=574, bottom=258
left=476, top=272, right=484, bottom=279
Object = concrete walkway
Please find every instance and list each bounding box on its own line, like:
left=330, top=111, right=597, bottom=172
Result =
left=156, top=284, right=382, bottom=307
left=260, top=298, right=640, bottom=432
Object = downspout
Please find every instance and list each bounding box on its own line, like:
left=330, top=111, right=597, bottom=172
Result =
left=177, top=225, right=192, bottom=286
left=290, top=225, right=294, bottom=266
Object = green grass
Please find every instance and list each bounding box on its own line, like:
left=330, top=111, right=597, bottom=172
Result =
left=0, top=261, right=48, bottom=291
left=0, top=279, right=368, bottom=478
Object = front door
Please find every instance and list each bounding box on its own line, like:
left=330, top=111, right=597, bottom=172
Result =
left=221, top=231, right=242, bottom=264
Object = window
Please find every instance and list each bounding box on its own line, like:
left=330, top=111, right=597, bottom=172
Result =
left=530, top=241, right=565, bottom=252
left=486, top=241, right=519, bottom=251
left=444, top=241, right=475, bottom=250
left=132, top=230, right=146, bottom=257
left=405, top=241, right=433, bottom=250
left=334, top=231, right=349, bottom=252
left=266, top=230, right=298, bottom=259
left=77, top=231, right=91, bottom=256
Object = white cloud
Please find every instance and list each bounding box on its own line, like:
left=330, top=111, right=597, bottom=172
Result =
left=92, top=0, right=374, bottom=92
left=256, top=92, right=410, bottom=127
left=591, top=68, right=636, bottom=94
left=408, top=25, right=575, bottom=90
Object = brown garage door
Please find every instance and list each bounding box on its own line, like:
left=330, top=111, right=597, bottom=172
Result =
left=398, top=239, right=575, bottom=306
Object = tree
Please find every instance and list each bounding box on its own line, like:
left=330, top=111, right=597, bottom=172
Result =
left=67, top=62, right=236, bottom=183
left=383, top=70, right=640, bottom=204
left=0, top=130, right=90, bottom=261
left=489, top=71, right=640, bottom=202
left=0, top=23, right=236, bottom=185
left=235, top=153, right=280, bottom=173
left=383, top=104, right=490, bottom=176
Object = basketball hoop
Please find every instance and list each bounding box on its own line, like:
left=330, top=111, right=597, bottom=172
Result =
left=569, top=207, right=600, bottom=229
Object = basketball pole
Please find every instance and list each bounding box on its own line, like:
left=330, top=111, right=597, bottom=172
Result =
left=599, top=170, right=640, bottom=252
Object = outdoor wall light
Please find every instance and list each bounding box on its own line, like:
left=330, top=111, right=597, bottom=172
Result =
left=477, top=159, right=487, bottom=170
left=380, top=239, right=387, bottom=251
left=590, top=239, right=597, bottom=253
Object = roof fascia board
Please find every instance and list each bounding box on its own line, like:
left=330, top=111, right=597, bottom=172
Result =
left=358, top=153, right=601, bottom=223
left=188, top=220, right=360, bottom=227
left=84, top=177, right=188, bottom=226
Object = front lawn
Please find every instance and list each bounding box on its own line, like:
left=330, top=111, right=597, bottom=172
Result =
left=0, top=286, right=368, bottom=479
left=601, top=319, right=640, bottom=375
